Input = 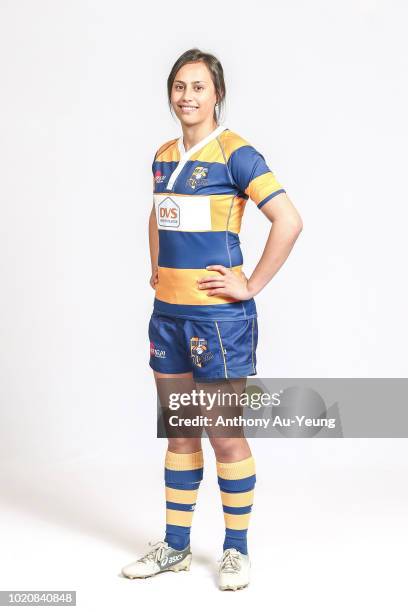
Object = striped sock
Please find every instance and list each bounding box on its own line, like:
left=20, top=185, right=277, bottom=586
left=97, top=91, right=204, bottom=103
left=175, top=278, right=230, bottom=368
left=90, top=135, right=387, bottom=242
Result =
left=164, top=450, right=204, bottom=551
left=216, top=455, right=256, bottom=555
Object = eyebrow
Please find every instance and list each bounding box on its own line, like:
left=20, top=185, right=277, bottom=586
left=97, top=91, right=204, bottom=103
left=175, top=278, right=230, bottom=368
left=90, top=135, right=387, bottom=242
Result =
left=174, top=80, right=207, bottom=84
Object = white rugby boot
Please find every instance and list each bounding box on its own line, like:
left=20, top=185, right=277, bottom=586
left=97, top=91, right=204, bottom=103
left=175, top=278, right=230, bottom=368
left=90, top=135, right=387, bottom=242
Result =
left=121, top=540, right=192, bottom=579
left=218, top=548, right=250, bottom=591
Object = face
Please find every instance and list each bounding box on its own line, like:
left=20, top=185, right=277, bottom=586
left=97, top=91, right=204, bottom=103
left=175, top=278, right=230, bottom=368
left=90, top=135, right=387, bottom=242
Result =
left=170, top=61, right=218, bottom=127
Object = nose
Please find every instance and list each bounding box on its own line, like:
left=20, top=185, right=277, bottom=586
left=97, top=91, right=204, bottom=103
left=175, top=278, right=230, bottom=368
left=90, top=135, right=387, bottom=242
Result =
left=181, top=84, right=195, bottom=101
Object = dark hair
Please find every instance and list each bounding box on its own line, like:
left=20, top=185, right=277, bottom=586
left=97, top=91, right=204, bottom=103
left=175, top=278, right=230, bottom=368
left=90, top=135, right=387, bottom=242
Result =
left=167, top=48, right=226, bottom=124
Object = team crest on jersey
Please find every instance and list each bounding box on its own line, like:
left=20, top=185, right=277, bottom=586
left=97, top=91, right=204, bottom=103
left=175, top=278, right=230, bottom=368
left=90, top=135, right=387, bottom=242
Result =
left=187, top=166, right=209, bottom=190
left=190, top=336, right=213, bottom=367
left=158, top=197, right=180, bottom=228
left=154, top=170, right=167, bottom=184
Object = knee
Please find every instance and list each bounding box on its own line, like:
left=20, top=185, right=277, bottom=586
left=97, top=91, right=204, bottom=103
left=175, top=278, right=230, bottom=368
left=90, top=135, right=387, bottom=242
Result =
left=209, top=437, right=250, bottom=462
left=167, top=439, right=202, bottom=454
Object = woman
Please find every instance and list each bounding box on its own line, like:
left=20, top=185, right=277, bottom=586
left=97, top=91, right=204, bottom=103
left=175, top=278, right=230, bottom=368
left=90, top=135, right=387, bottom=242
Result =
left=121, top=48, right=302, bottom=590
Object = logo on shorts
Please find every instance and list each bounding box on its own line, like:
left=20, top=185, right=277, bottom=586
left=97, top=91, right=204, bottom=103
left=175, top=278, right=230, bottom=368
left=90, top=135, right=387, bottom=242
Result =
left=190, top=336, right=213, bottom=367
left=154, top=170, right=167, bottom=184
left=187, top=166, right=208, bottom=190
left=158, top=197, right=180, bottom=228
left=150, top=341, right=166, bottom=359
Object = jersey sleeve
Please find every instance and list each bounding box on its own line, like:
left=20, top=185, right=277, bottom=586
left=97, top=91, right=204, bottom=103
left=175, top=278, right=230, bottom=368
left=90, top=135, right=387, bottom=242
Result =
left=152, top=150, right=158, bottom=189
left=228, top=144, right=286, bottom=209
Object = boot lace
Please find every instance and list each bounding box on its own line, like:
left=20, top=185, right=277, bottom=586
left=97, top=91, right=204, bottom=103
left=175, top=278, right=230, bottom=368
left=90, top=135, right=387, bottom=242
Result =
left=219, top=548, right=241, bottom=573
left=139, top=540, right=169, bottom=564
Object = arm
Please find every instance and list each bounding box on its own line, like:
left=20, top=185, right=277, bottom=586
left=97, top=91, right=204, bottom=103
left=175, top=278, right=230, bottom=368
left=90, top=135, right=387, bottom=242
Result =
left=198, top=192, right=303, bottom=299
left=149, top=203, right=159, bottom=289
left=247, top=191, right=303, bottom=297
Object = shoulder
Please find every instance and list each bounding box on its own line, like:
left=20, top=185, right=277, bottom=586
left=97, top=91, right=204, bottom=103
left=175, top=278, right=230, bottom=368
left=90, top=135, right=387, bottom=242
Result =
left=218, top=128, right=251, bottom=161
left=220, top=129, right=267, bottom=173
left=153, top=137, right=179, bottom=161
left=219, top=129, right=265, bottom=168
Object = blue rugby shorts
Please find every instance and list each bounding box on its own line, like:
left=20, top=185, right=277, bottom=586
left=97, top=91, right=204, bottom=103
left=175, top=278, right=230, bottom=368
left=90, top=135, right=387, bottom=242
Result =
left=148, top=313, right=258, bottom=380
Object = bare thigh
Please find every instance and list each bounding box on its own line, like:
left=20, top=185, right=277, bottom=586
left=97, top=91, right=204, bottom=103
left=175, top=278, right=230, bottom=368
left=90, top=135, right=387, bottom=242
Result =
left=195, top=377, right=252, bottom=462
left=153, top=370, right=202, bottom=453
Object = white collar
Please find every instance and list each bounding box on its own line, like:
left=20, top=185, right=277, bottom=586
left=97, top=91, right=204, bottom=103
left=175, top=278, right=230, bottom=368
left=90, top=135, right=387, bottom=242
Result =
left=166, top=124, right=226, bottom=192
left=177, top=124, right=227, bottom=159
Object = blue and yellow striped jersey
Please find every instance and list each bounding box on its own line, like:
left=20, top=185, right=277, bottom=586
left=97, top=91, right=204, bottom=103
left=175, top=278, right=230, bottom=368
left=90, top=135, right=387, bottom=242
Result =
left=152, top=124, right=285, bottom=320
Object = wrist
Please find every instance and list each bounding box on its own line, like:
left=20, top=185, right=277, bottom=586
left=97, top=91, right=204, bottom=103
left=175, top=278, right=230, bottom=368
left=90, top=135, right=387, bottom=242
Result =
left=246, top=280, right=260, bottom=298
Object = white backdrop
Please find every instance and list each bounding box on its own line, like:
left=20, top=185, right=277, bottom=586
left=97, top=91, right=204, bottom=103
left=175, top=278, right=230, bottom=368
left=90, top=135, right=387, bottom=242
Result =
left=0, top=1, right=407, bottom=610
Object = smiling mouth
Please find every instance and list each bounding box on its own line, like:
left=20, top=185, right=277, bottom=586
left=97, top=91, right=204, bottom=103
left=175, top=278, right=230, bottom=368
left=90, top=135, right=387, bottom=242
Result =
left=179, top=105, right=198, bottom=112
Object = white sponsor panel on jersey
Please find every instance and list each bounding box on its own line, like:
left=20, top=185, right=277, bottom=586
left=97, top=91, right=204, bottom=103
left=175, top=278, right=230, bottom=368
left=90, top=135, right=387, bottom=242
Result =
left=154, top=194, right=211, bottom=231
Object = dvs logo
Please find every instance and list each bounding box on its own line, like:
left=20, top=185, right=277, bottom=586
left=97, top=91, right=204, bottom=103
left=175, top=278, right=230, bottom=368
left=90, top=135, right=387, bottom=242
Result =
left=158, top=197, right=180, bottom=228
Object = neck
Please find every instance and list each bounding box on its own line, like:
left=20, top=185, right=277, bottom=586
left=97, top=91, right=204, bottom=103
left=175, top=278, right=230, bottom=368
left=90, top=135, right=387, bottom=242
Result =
left=181, top=118, right=219, bottom=152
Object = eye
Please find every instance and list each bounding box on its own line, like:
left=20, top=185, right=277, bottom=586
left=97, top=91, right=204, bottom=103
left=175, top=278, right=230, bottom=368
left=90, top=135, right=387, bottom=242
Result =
left=174, top=84, right=184, bottom=90
left=195, top=86, right=204, bottom=91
